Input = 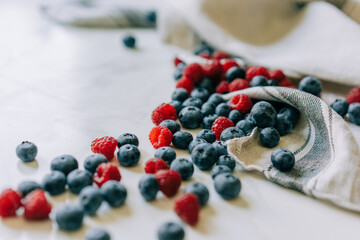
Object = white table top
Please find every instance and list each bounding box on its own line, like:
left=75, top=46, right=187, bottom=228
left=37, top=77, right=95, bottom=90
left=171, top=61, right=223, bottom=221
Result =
left=1, top=1, right=359, bottom=240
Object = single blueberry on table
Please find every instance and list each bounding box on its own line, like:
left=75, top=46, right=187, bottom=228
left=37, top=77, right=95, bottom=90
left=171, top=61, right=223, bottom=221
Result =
left=178, top=106, right=203, bottom=129
left=18, top=181, right=42, bottom=197
left=215, top=103, right=231, bottom=117
left=172, top=131, right=193, bottom=149
left=16, top=141, right=37, bottom=162
left=171, top=88, right=188, bottom=102
left=157, top=222, right=185, bottom=240
left=348, top=103, right=360, bottom=125
left=100, top=180, right=127, bottom=207
left=201, top=102, right=216, bottom=116
left=122, top=35, right=136, bottom=48
left=183, top=182, right=209, bottom=206
left=42, top=171, right=66, bottom=196
left=181, top=97, right=203, bottom=109
left=250, top=101, right=277, bottom=128
left=275, top=114, right=293, bottom=136
left=250, top=76, right=269, bottom=87
left=191, top=88, right=210, bottom=102
left=117, top=144, right=140, bottom=167
left=191, top=143, right=218, bottom=170
left=260, top=127, right=280, bottom=148
left=217, top=155, right=236, bottom=171
left=220, top=127, right=245, bottom=142
left=225, top=66, right=246, bottom=82
left=67, top=169, right=93, bottom=194
left=84, top=154, right=108, bottom=174
left=236, top=119, right=255, bottom=136
left=228, top=110, right=243, bottom=124
left=117, top=133, right=139, bottom=148
left=188, top=138, right=208, bottom=153
left=207, top=93, right=224, bottom=106
left=79, top=186, right=103, bottom=216
left=55, top=203, right=84, bottom=231
left=85, top=228, right=111, bottom=240
left=51, top=154, right=78, bottom=176
left=196, top=129, right=216, bottom=143
left=212, top=141, right=228, bottom=157
left=298, top=76, right=322, bottom=96
left=145, top=10, right=156, bottom=23
left=139, top=174, right=159, bottom=201
left=214, top=173, right=241, bottom=200
left=271, top=148, right=295, bottom=172
left=170, top=158, right=194, bottom=181
left=159, top=120, right=181, bottom=134
left=154, top=146, right=176, bottom=165
left=203, top=114, right=219, bottom=129
left=330, top=99, right=349, bottom=117
left=211, top=165, right=232, bottom=179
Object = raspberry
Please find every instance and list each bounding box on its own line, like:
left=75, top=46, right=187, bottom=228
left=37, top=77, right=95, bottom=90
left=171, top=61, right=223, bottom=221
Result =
left=279, top=79, right=295, bottom=88
left=229, top=94, right=253, bottom=114
left=268, top=69, right=286, bottom=82
left=246, top=66, right=270, bottom=81
left=0, top=189, right=22, bottom=218
left=182, top=63, right=204, bottom=83
left=198, top=52, right=211, bottom=59
left=154, top=170, right=182, bottom=197
left=176, top=77, right=194, bottom=94
left=216, top=81, right=230, bottom=94
left=149, top=126, right=173, bottom=149
left=228, top=79, right=250, bottom=92
left=213, top=51, right=231, bottom=60
left=211, top=117, right=234, bottom=140
left=91, top=136, right=118, bottom=161
left=221, top=59, right=239, bottom=73
left=144, top=157, right=170, bottom=174
left=93, top=163, right=121, bottom=187
left=174, top=57, right=183, bottom=67
left=23, top=190, right=51, bottom=220
left=151, top=103, right=178, bottom=126
left=347, top=87, right=360, bottom=104
left=202, top=59, right=222, bottom=81
left=174, top=193, right=200, bottom=226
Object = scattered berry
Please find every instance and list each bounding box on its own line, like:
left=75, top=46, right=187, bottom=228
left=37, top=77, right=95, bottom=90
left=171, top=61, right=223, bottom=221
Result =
left=174, top=193, right=200, bottom=226
left=91, top=136, right=118, bottom=161
left=0, top=189, right=22, bottom=218
left=191, top=88, right=210, bottom=102
left=157, top=222, right=185, bottom=240
left=229, top=94, right=253, bottom=114
left=196, top=129, right=216, bottom=143
left=159, top=120, right=180, bottom=134
left=268, top=79, right=280, bottom=86
left=16, top=141, right=37, bottom=162
left=215, top=103, right=231, bottom=117
left=100, top=181, right=127, bottom=207
left=221, top=59, right=239, bottom=74
left=236, top=119, right=255, bottom=136
left=215, top=81, right=230, bottom=94
left=169, top=100, right=182, bottom=114
left=84, top=154, right=108, bottom=174
left=278, top=106, right=300, bottom=127
left=330, top=99, right=349, bottom=117
left=67, top=169, right=93, bottom=194
left=182, top=63, right=204, bottom=83
left=154, top=147, right=176, bottom=165
left=228, top=79, right=250, bottom=92
left=117, top=133, right=139, bottom=148
left=178, top=106, right=203, bottom=129
left=260, top=127, right=280, bottom=148
left=149, top=126, right=173, bottom=149
left=212, top=141, right=228, bottom=157
left=117, top=144, right=140, bottom=167
left=246, top=66, right=270, bottom=81
left=251, top=101, right=277, bottom=128
left=347, top=87, right=360, bottom=104
left=214, top=173, right=241, bottom=200
left=51, top=154, right=78, bottom=176
left=271, top=148, right=295, bottom=172
left=42, top=171, right=67, bottom=196
left=56, top=203, right=84, bottom=231
left=211, top=116, right=234, bottom=140
left=202, top=114, right=219, bottom=129
left=79, top=186, right=103, bottom=215
left=199, top=78, right=215, bottom=93
left=151, top=103, right=178, bottom=126
left=220, top=127, right=245, bottom=141
left=93, top=163, right=121, bottom=187
left=217, top=155, right=236, bottom=171
left=174, top=65, right=184, bottom=80
left=144, top=158, right=169, bottom=174
left=207, top=93, right=224, bottom=106
left=172, top=131, right=193, bottom=149
left=139, top=174, right=159, bottom=201
left=202, top=59, right=222, bottom=80
left=201, top=102, right=216, bottom=116
left=191, top=143, right=217, bottom=170
left=23, top=189, right=51, bottom=220
left=18, top=181, right=42, bottom=197
left=170, top=158, right=194, bottom=181
left=122, top=35, right=136, bottom=48
left=174, top=57, right=183, bottom=67
left=172, top=88, right=188, bottom=102
left=198, top=52, right=211, bottom=59
left=250, top=76, right=269, bottom=87
left=85, top=228, right=111, bottom=240
left=268, top=69, right=286, bottom=82
left=225, top=67, right=246, bottom=82
left=188, top=138, right=208, bottom=153
left=275, top=114, right=293, bottom=136
left=298, top=76, right=322, bottom=96
left=211, top=165, right=232, bottom=179
left=182, top=97, right=203, bottom=109
left=348, top=103, right=360, bottom=125
left=183, top=182, right=209, bottom=207
left=228, top=110, right=243, bottom=124
left=176, top=77, right=194, bottom=94
left=154, top=170, right=182, bottom=197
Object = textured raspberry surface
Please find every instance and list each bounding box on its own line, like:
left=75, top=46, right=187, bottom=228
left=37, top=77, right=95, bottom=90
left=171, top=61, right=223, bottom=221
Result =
left=229, top=79, right=250, bottom=92
left=198, top=52, right=211, bottom=59
left=268, top=69, right=286, bottom=82
left=149, top=126, right=173, bottom=149
left=23, top=190, right=51, bottom=220
left=246, top=66, right=270, bottom=81
left=176, top=77, right=195, bottom=94
left=94, top=163, right=121, bottom=187
left=221, top=59, right=239, bottom=74
left=279, top=79, right=295, bottom=88
left=229, top=94, right=253, bottom=114
left=182, top=63, right=204, bottom=83
left=216, top=81, right=230, bottom=94
left=0, top=189, right=22, bottom=218
left=203, top=59, right=222, bottom=81
left=213, top=51, right=231, bottom=60
left=91, top=136, right=118, bottom=161
left=174, top=57, right=183, bottom=67
left=174, top=193, right=200, bottom=226
left=154, top=170, right=182, bottom=197
left=144, top=158, right=169, bottom=174
left=151, top=103, right=178, bottom=126
left=211, top=117, right=234, bottom=140
left=347, top=87, right=360, bottom=104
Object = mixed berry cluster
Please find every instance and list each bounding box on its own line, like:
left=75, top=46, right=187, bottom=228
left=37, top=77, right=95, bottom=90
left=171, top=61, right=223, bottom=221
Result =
left=330, top=87, right=360, bottom=125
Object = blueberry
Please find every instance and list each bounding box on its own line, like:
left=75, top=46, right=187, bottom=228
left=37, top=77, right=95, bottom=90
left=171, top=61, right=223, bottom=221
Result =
left=100, top=181, right=127, bottom=207
left=278, top=106, right=300, bottom=127
left=275, top=114, right=293, bottom=136
left=194, top=43, right=213, bottom=55
left=220, top=127, right=245, bottom=141
left=181, top=97, right=203, bottom=109
left=139, top=174, right=159, bottom=201
left=145, top=10, right=156, bottom=23
left=16, top=141, right=37, bottom=162
left=298, top=76, right=322, bottom=96
left=228, top=110, right=243, bottom=124
left=183, top=182, right=209, bottom=206
left=217, top=155, right=236, bottom=171
left=51, top=154, right=78, bottom=176
left=172, top=131, right=193, bottom=149
left=84, top=154, right=108, bottom=174
left=196, top=129, right=216, bottom=143
left=271, top=148, right=295, bottom=172
left=79, top=186, right=103, bottom=216
left=201, top=102, right=216, bottom=116
left=191, top=143, right=217, bottom=170
left=199, top=78, right=215, bottom=93
left=250, top=101, right=277, bottom=128
left=330, top=99, right=349, bottom=117
left=268, top=79, right=280, bottom=86
left=67, top=169, right=93, bottom=194
left=117, top=144, right=140, bottom=167
left=18, top=181, right=42, bottom=197
left=85, top=228, right=111, bottom=240
left=260, top=127, right=280, bottom=148
left=117, top=133, right=139, bottom=148
left=154, top=147, right=176, bottom=165
left=122, top=35, right=136, bottom=48
left=160, top=120, right=181, bottom=134
left=225, top=67, right=246, bottom=82
left=202, top=114, right=219, bottom=129
left=188, top=138, right=208, bottom=153
left=171, top=88, right=188, bottom=102
left=169, top=100, right=182, bottom=114
left=348, top=103, right=360, bottom=125
left=191, top=88, right=210, bottom=102
left=56, top=203, right=84, bottom=231
left=212, top=141, right=228, bottom=157
left=178, top=106, right=203, bottom=129
left=236, top=119, right=255, bottom=136
left=158, top=222, right=185, bottom=240
left=42, top=171, right=66, bottom=196
left=250, top=76, right=269, bottom=87
left=211, top=165, right=232, bottom=179
left=170, top=158, right=194, bottom=181
left=173, top=67, right=183, bottom=80
left=207, top=93, right=224, bottom=106
left=214, top=173, right=241, bottom=200
left=215, top=103, right=231, bottom=117
left=244, top=113, right=256, bottom=124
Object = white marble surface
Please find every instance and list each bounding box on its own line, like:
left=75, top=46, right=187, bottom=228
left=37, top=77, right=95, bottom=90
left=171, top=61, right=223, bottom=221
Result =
left=1, top=1, right=360, bottom=240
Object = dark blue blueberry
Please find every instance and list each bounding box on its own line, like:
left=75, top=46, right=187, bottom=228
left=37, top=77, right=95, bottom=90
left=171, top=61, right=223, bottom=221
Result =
left=207, top=93, right=224, bottom=106
left=225, top=67, right=246, bottom=82
left=244, top=113, right=256, bottom=124
left=18, top=181, right=42, bottom=197
left=51, top=154, right=78, bottom=176
left=79, top=186, right=103, bottom=216
left=199, top=78, right=215, bottom=93
left=191, top=88, right=210, bottom=102
left=228, top=110, right=243, bottom=124
left=268, top=79, right=280, bottom=86
left=214, top=173, right=241, bottom=200
left=173, top=67, right=183, bottom=80
left=16, top=141, right=37, bottom=162
left=139, top=174, right=159, bottom=201
left=159, top=120, right=181, bottom=134
left=215, top=103, right=231, bottom=117
left=202, top=114, right=219, bottom=129
left=196, top=129, right=216, bottom=143
left=171, top=88, right=188, bottom=102
left=250, top=101, right=277, bottom=128
left=169, top=100, right=182, bottom=114
left=158, top=222, right=185, bottom=240
left=194, top=43, right=213, bottom=55
left=330, top=99, right=349, bottom=117
left=145, top=10, right=156, bottom=23
left=278, top=106, right=300, bottom=127
left=201, top=102, right=216, bottom=116
left=298, top=76, right=322, bottom=96
left=172, top=131, right=193, bottom=149
left=212, top=141, right=228, bottom=157
left=183, top=182, right=209, bottom=206
left=176, top=62, right=186, bottom=72
left=122, top=35, right=136, bottom=48
left=181, top=97, right=203, bottom=109
left=271, top=148, right=295, bottom=171
left=275, top=114, right=293, bottom=136
left=154, top=147, right=176, bottom=165
left=56, top=203, right=84, bottom=231
left=85, top=228, right=111, bottom=240
left=67, top=169, right=93, bottom=194
left=217, top=155, right=236, bottom=171
left=191, top=143, right=217, bottom=170
left=188, top=138, right=208, bottom=153
left=250, top=76, right=269, bottom=87
left=42, top=171, right=66, bottom=196
left=170, top=158, right=194, bottom=181
left=117, top=133, right=139, bottom=148
left=117, top=144, right=140, bottom=167
left=260, top=127, right=280, bottom=148
left=348, top=103, right=360, bottom=125
left=211, top=165, right=232, bottom=179
left=179, top=106, right=203, bottom=129
left=84, top=154, right=108, bottom=174
left=220, top=127, right=245, bottom=141
left=101, top=180, right=127, bottom=207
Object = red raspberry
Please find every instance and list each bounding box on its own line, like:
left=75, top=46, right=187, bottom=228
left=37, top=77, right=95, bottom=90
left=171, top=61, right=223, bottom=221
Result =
left=174, top=57, right=183, bottom=67
left=211, top=117, right=234, bottom=140
left=91, top=136, right=118, bottom=161
left=182, top=63, right=204, bottom=83
left=151, top=103, right=178, bottom=126
left=0, top=189, right=22, bottom=218
left=93, top=163, right=121, bottom=187
left=149, top=126, right=173, bottom=149
left=198, top=52, right=211, bottom=59
left=221, top=59, right=239, bottom=73
left=268, top=69, right=286, bottom=82
left=246, top=66, right=270, bottom=81
left=202, top=59, right=222, bottom=81
left=213, top=51, right=231, bottom=60
left=347, top=87, right=360, bottom=104
left=23, top=190, right=51, bottom=220
left=144, top=158, right=169, bottom=174
left=154, top=170, right=182, bottom=197
left=229, top=94, right=253, bottom=114
left=174, top=193, right=200, bottom=226
left=216, top=81, right=230, bottom=94
left=279, top=79, right=295, bottom=88
left=176, top=77, right=194, bottom=94
left=229, top=79, right=250, bottom=92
